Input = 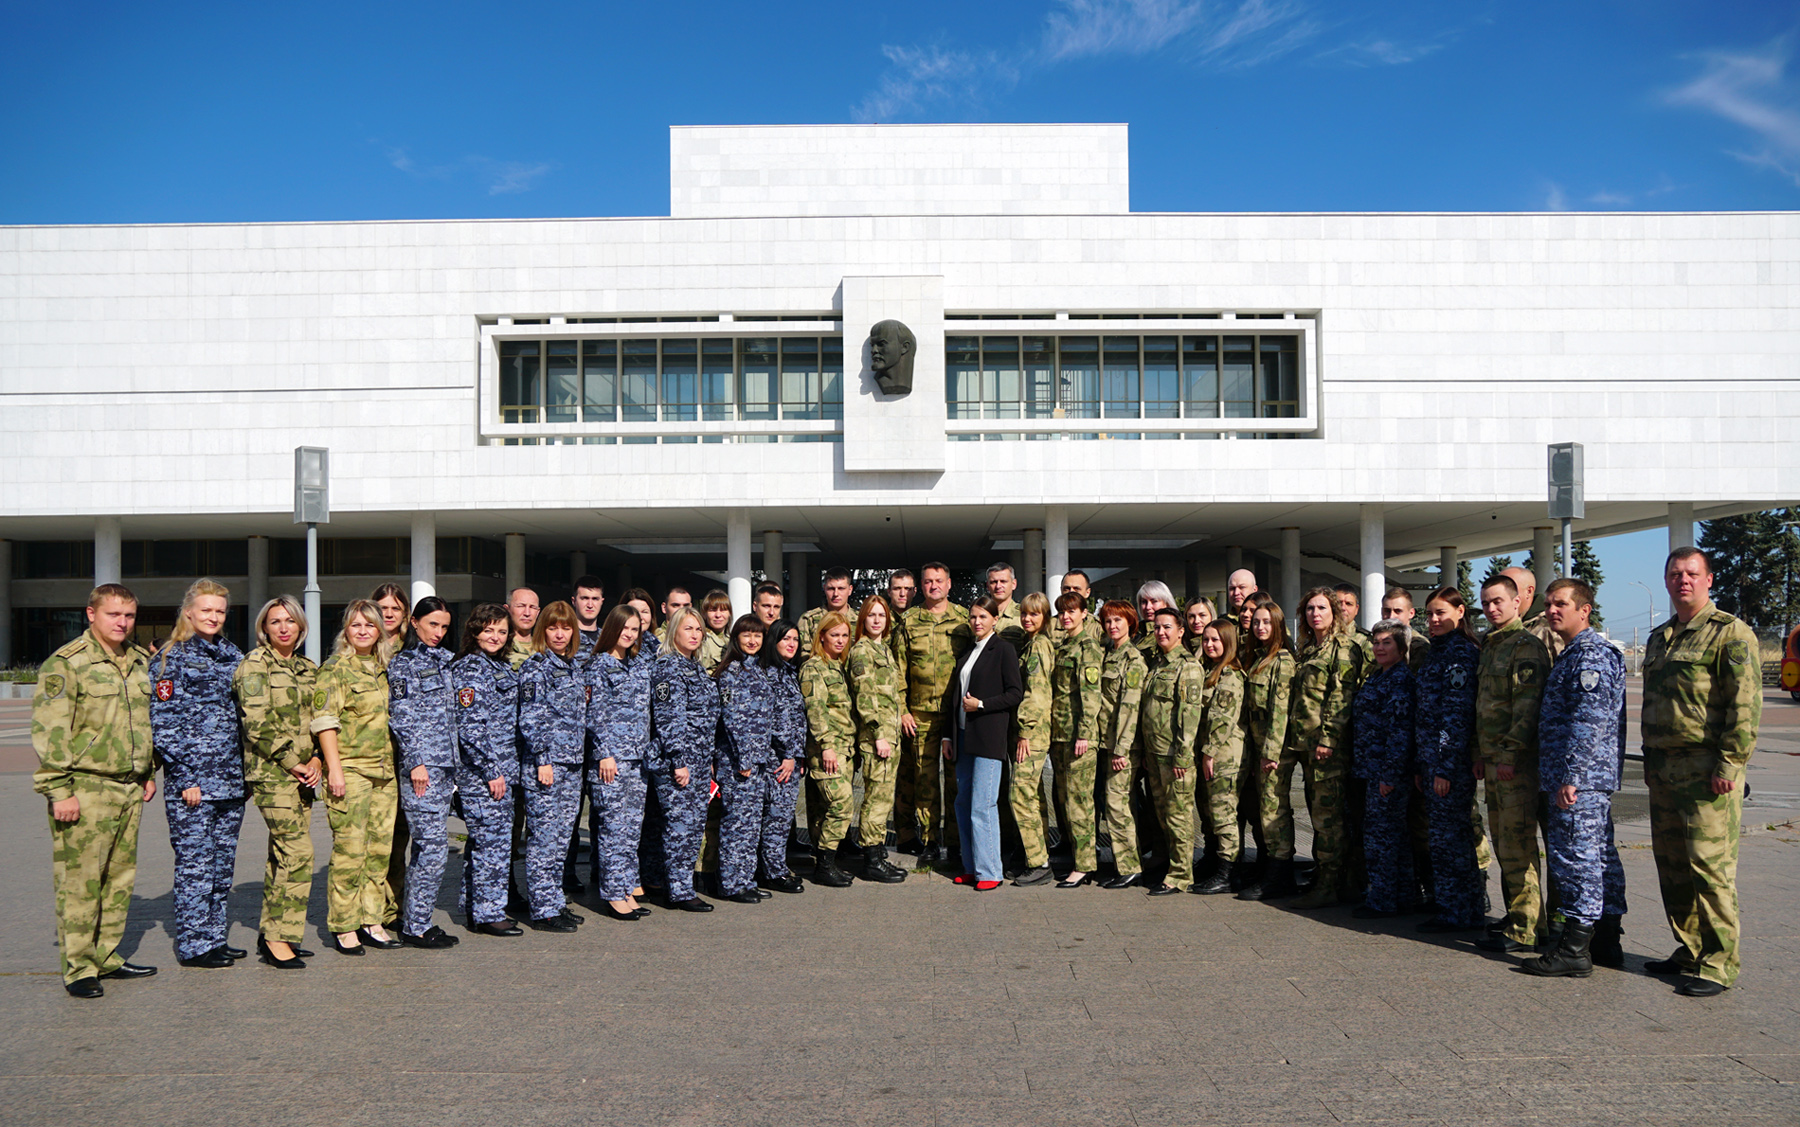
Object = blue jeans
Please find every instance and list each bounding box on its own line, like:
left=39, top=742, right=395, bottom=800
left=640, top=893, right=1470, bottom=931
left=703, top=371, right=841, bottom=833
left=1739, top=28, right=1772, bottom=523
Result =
left=954, top=754, right=1003, bottom=882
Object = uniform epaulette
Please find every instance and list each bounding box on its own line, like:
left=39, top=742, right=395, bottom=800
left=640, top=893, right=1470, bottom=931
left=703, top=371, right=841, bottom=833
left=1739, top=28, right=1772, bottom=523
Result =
left=52, top=636, right=92, bottom=660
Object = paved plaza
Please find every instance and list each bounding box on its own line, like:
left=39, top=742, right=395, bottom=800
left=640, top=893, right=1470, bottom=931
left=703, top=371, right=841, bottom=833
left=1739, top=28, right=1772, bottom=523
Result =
left=0, top=687, right=1797, bottom=1127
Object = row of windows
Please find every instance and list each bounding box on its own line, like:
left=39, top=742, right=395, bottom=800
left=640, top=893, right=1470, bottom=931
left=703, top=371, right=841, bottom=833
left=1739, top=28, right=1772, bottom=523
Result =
left=13, top=538, right=507, bottom=581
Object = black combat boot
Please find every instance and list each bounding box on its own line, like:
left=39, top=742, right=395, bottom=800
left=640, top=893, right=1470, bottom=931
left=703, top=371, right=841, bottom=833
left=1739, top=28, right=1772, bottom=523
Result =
left=1236, top=859, right=1297, bottom=901
left=812, top=849, right=853, bottom=888
left=1590, top=914, right=1624, bottom=968
left=1518, top=920, right=1594, bottom=977
left=1189, top=871, right=1233, bottom=895
left=860, top=844, right=907, bottom=884
left=1228, top=856, right=1260, bottom=892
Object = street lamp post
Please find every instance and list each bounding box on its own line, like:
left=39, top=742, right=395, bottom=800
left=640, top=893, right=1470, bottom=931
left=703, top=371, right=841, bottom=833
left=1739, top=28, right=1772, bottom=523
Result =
left=293, top=447, right=329, bottom=665
left=1629, top=579, right=1657, bottom=674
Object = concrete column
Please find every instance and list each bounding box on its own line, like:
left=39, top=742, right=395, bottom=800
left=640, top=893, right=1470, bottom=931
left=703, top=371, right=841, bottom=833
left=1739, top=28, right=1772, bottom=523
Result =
left=1668, top=502, right=1695, bottom=552
left=1021, top=528, right=1044, bottom=596
left=1532, top=526, right=1556, bottom=601
left=726, top=509, right=752, bottom=620
left=247, top=536, right=269, bottom=624
left=1184, top=559, right=1200, bottom=604
left=1006, top=549, right=1025, bottom=591
left=569, top=550, right=587, bottom=587
left=0, top=539, right=12, bottom=667
left=94, top=516, right=122, bottom=586
left=1359, top=505, right=1385, bottom=630
left=762, top=530, right=783, bottom=589
left=787, top=550, right=808, bottom=616
left=1045, top=506, right=1069, bottom=597
left=409, top=512, right=437, bottom=604
left=1439, top=547, right=1457, bottom=591
left=1279, top=527, right=1301, bottom=625
left=504, top=533, right=526, bottom=598
left=1224, top=545, right=1243, bottom=575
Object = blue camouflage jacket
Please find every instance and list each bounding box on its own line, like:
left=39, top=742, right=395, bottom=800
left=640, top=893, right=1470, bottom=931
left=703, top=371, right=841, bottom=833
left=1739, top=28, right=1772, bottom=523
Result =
left=452, top=651, right=521, bottom=785
left=588, top=652, right=652, bottom=764
left=1413, top=630, right=1479, bottom=780
left=1351, top=661, right=1416, bottom=786
left=769, top=660, right=808, bottom=765
left=1537, top=628, right=1627, bottom=793
left=518, top=649, right=587, bottom=768
left=639, top=629, right=662, bottom=660
left=149, top=634, right=245, bottom=799
left=649, top=650, right=721, bottom=774
left=716, top=655, right=788, bottom=773
left=388, top=643, right=457, bottom=772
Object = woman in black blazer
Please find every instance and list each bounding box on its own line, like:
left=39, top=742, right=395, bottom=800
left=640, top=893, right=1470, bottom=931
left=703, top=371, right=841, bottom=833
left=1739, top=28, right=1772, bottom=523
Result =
left=941, top=597, right=1025, bottom=889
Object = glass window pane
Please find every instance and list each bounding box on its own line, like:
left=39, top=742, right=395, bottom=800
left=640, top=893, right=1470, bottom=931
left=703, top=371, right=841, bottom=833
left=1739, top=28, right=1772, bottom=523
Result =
left=1143, top=335, right=1178, bottom=419
left=701, top=338, right=733, bottom=424
left=946, top=335, right=980, bottom=429
left=1182, top=335, right=1219, bottom=418
left=1223, top=335, right=1255, bottom=418
left=780, top=337, right=819, bottom=420
left=1058, top=336, right=1099, bottom=420
left=499, top=340, right=540, bottom=424
left=582, top=340, right=616, bottom=423
left=1102, top=336, right=1140, bottom=419
left=820, top=336, right=843, bottom=420
left=982, top=335, right=1020, bottom=419
left=621, top=340, right=657, bottom=444
left=739, top=338, right=777, bottom=422
left=660, top=339, right=697, bottom=442
left=1260, top=335, right=1299, bottom=417
left=1023, top=336, right=1055, bottom=422
left=546, top=340, right=578, bottom=424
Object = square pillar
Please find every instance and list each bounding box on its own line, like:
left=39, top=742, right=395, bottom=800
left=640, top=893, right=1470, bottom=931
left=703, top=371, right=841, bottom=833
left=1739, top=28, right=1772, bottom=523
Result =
left=1046, top=507, right=1069, bottom=597
left=410, top=512, right=437, bottom=604
left=1668, top=502, right=1695, bottom=552
left=727, top=509, right=753, bottom=620
left=94, top=517, right=122, bottom=586
left=1359, top=505, right=1385, bottom=630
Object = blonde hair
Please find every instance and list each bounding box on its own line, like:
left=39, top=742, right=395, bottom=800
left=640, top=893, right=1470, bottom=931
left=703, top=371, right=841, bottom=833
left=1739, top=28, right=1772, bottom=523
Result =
left=157, top=578, right=231, bottom=675
left=254, top=595, right=309, bottom=649
left=331, top=599, right=387, bottom=666
left=809, top=610, right=854, bottom=659
left=1020, top=591, right=1052, bottom=635
left=665, top=606, right=705, bottom=657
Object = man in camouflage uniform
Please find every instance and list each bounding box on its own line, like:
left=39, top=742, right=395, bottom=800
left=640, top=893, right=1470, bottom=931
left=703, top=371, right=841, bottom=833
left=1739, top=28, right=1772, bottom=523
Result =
left=1640, top=548, right=1763, bottom=996
left=986, top=564, right=1024, bottom=650
left=1051, top=593, right=1106, bottom=880
left=894, top=563, right=972, bottom=866
left=504, top=587, right=540, bottom=669
left=1226, top=569, right=1258, bottom=632
left=1520, top=578, right=1627, bottom=977
left=33, top=585, right=159, bottom=998
left=1061, top=570, right=1105, bottom=644
left=1473, top=574, right=1553, bottom=953
left=798, top=569, right=854, bottom=647
left=1505, top=566, right=1567, bottom=664
left=1137, top=610, right=1204, bottom=893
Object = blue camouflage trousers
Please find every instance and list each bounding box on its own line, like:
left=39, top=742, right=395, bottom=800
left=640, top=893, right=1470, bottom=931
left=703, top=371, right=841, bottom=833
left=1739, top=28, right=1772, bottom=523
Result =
left=1360, top=782, right=1414, bottom=913
left=524, top=762, right=584, bottom=920
left=398, top=766, right=454, bottom=936
left=165, top=795, right=245, bottom=960
left=769, top=764, right=803, bottom=877
left=643, top=763, right=709, bottom=901
left=719, top=762, right=787, bottom=895
left=1547, top=790, right=1624, bottom=927
left=593, top=760, right=648, bottom=902
left=1424, top=774, right=1484, bottom=927
left=456, top=771, right=516, bottom=925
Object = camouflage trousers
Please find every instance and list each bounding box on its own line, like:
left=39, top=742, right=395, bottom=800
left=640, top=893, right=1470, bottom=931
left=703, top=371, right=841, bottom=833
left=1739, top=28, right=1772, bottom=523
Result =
left=1646, top=749, right=1741, bottom=987
left=1053, top=741, right=1099, bottom=872
left=1483, top=763, right=1546, bottom=944
left=719, top=762, right=792, bottom=895
left=522, top=762, right=583, bottom=921
left=856, top=741, right=902, bottom=849
left=1200, top=752, right=1245, bottom=866
left=768, top=762, right=803, bottom=877
left=1361, top=781, right=1415, bottom=913
left=643, top=763, right=709, bottom=901
left=1301, top=751, right=1351, bottom=893
left=49, top=775, right=144, bottom=984
left=1545, top=790, right=1617, bottom=927
left=165, top=793, right=245, bottom=960
left=1256, top=757, right=1299, bottom=862
left=1097, top=750, right=1141, bottom=873
left=896, top=715, right=958, bottom=848
left=455, top=768, right=516, bottom=925
left=1145, top=758, right=1198, bottom=886
left=324, top=770, right=397, bottom=934
left=1424, top=773, right=1485, bottom=927
left=250, top=776, right=318, bottom=944
left=806, top=749, right=856, bottom=852
left=592, top=759, right=647, bottom=901
left=397, top=766, right=452, bottom=936
left=1009, top=739, right=1052, bottom=869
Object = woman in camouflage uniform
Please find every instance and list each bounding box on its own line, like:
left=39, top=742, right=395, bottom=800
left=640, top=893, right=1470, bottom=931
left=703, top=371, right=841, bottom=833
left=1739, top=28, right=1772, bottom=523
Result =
left=760, top=619, right=808, bottom=894
left=1095, top=601, right=1148, bottom=889
left=800, top=611, right=857, bottom=887
left=1236, top=598, right=1298, bottom=901
left=1051, top=592, right=1106, bottom=888
left=698, top=589, right=733, bottom=672
left=1287, top=587, right=1366, bottom=909
left=312, top=600, right=401, bottom=955
left=1192, top=621, right=1247, bottom=896
left=1008, top=592, right=1057, bottom=886
left=847, top=597, right=906, bottom=883
left=516, top=601, right=590, bottom=933
left=1183, top=598, right=1216, bottom=656
left=232, top=595, right=321, bottom=968
left=587, top=605, right=652, bottom=921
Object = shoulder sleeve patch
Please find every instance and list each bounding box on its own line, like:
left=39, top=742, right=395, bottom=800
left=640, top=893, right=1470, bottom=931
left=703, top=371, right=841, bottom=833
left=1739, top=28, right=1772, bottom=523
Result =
left=457, top=686, right=475, bottom=709
left=242, top=672, right=267, bottom=698
left=155, top=679, right=175, bottom=702
left=654, top=680, right=673, bottom=702
left=1725, top=639, right=1750, bottom=666
left=42, top=673, right=65, bottom=700
left=1082, top=666, right=1100, bottom=686
left=1125, top=666, right=1144, bottom=690
left=391, top=678, right=409, bottom=700
left=1578, top=668, right=1600, bottom=692
left=520, top=683, right=536, bottom=705
left=1515, top=663, right=1537, bottom=685
left=312, top=688, right=328, bottom=710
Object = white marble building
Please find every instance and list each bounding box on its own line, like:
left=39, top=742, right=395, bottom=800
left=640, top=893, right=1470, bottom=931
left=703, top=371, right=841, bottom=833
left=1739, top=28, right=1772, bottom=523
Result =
left=0, top=123, right=1795, bottom=661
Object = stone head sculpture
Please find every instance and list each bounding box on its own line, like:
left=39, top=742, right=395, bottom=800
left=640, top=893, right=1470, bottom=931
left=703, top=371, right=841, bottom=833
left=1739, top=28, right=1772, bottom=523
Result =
left=869, top=319, right=915, bottom=397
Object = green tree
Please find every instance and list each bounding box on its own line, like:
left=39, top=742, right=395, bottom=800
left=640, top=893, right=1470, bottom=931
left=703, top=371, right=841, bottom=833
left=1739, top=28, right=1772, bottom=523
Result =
left=1523, top=542, right=1608, bottom=627
left=1697, top=508, right=1800, bottom=637
left=1457, top=560, right=1474, bottom=606
left=1484, top=554, right=1513, bottom=584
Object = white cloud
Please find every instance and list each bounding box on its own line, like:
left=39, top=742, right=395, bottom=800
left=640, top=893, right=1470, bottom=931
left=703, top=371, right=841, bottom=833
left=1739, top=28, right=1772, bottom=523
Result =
left=376, top=142, right=556, bottom=196
left=1588, top=189, right=1633, bottom=206
left=1319, top=36, right=1446, bottom=67
left=852, top=44, right=1014, bottom=122
left=481, top=160, right=555, bottom=196
left=1544, top=182, right=1568, bottom=211
left=1039, top=0, right=1209, bottom=62
left=1666, top=40, right=1800, bottom=187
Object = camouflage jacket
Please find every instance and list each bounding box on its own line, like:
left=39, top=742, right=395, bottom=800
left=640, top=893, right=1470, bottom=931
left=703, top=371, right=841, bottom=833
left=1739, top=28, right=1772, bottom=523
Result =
left=1350, top=662, right=1416, bottom=786
left=649, top=650, right=721, bottom=775
left=798, top=605, right=852, bottom=652
left=1050, top=628, right=1105, bottom=744
left=1539, top=628, right=1626, bottom=793
left=768, top=661, right=809, bottom=762
left=504, top=633, right=534, bottom=671
left=1288, top=631, right=1361, bottom=754
left=698, top=629, right=729, bottom=673
left=1097, top=642, right=1148, bottom=756
left=1522, top=612, right=1568, bottom=664
left=149, top=633, right=245, bottom=799
left=1201, top=664, right=1247, bottom=771
left=386, top=643, right=456, bottom=773
left=1474, top=618, right=1550, bottom=771
left=896, top=603, right=973, bottom=717
left=1413, top=630, right=1479, bottom=779
left=33, top=630, right=156, bottom=800
left=1012, top=631, right=1056, bottom=751
left=993, top=600, right=1026, bottom=653
left=311, top=650, right=394, bottom=779
left=518, top=649, right=587, bottom=767
left=847, top=635, right=903, bottom=750
left=1241, top=649, right=1296, bottom=765
left=800, top=653, right=855, bottom=758
left=234, top=644, right=320, bottom=787
left=587, top=652, right=652, bottom=764
left=452, top=651, right=521, bottom=785
left=1138, top=646, right=1206, bottom=769
left=1641, top=602, right=1763, bottom=783
left=717, top=656, right=785, bottom=772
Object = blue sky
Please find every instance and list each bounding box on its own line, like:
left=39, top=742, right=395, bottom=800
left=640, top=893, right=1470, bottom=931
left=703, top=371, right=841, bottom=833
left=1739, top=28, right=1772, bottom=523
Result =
left=4, top=0, right=1792, bottom=627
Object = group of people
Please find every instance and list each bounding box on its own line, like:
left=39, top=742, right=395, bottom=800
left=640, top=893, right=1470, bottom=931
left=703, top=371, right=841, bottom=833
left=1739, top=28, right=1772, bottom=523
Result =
left=33, top=549, right=1760, bottom=1003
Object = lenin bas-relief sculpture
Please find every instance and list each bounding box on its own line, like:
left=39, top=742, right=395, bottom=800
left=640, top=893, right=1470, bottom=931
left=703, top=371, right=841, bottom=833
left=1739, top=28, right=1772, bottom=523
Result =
left=870, top=320, right=915, bottom=396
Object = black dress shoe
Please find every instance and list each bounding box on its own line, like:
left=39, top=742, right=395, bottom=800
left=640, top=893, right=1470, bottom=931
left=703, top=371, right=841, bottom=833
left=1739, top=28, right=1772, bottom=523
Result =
left=598, top=903, right=641, bottom=922
left=1056, top=873, right=1092, bottom=889
left=720, top=889, right=762, bottom=904
left=1013, top=866, right=1054, bottom=887
left=760, top=871, right=805, bottom=894
left=256, top=936, right=306, bottom=969
left=65, top=977, right=103, bottom=999
left=1645, top=951, right=1697, bottom=976
left=557, top=909, right=586, bottom=926
left=1146, top=884, right=1181, bottom=897
left=751, top=888, right=773, bottom=900
left=400, top=926, right=460, bottom=949
left=223, top=945, right=247, bottom=960
left=178, top=948, right=235, bottom=969
left=356, top=927, right=403, bottom=950
left=669, top=897, right=714, bottom=913
left=1102, top=873, right=1141, bottom=890
left=1475, top=933, right=1529, bottom=953
left=100, top=961, right=160, bottom=979
left=1189, top=873, right=1232, bottom=895
left=292, top=947, right=316, bottom=958
left=1676, top=976, right=1726, bottom=997
left=331, top=937, right=366, bottom=956
left=632, top=906, right=651, bottom=917
left=471, top=920, right=524, bottom=937
left=526, top=915, right=578, bottom=933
